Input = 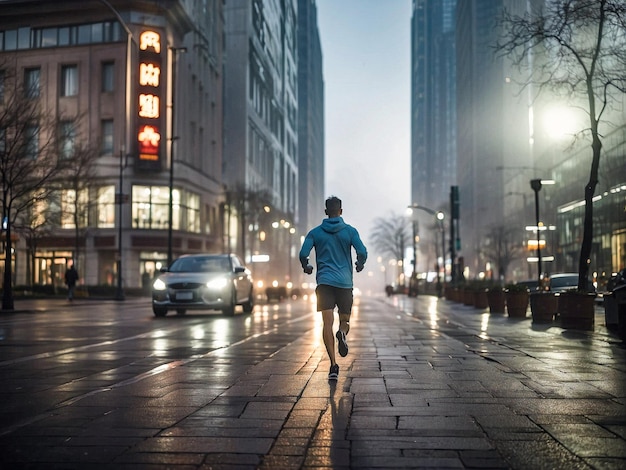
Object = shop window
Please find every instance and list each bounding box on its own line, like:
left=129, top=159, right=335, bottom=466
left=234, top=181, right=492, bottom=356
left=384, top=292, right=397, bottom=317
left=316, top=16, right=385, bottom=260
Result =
left=132, top=185, right=179, bottom=230
left=61, top=188, right=88, bottom=228
left=97, top=186, right=115, bottom=228
left=185, top=192, right=200, bottom=233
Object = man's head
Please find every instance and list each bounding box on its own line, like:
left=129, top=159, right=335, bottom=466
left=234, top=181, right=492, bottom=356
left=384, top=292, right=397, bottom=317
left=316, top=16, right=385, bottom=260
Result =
left=325, top=196, right=342, bottom=217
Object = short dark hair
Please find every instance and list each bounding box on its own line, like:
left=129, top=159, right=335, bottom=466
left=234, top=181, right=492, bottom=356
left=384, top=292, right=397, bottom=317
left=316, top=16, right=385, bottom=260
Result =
left=325, top=196, right=342, bottom=213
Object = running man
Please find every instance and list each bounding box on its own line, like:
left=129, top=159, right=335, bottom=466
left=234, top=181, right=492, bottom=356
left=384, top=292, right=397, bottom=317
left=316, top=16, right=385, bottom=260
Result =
left=299, top=196, right=367, bottom=380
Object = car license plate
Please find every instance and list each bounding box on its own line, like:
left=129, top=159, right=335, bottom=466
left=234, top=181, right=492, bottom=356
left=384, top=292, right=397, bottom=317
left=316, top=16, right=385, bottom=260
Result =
left=176, top=291, right=193, bottom=300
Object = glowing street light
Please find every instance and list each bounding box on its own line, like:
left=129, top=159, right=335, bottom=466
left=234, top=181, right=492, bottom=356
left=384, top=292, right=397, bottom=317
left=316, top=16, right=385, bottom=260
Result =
left=530, top=179, right=555, bottom=284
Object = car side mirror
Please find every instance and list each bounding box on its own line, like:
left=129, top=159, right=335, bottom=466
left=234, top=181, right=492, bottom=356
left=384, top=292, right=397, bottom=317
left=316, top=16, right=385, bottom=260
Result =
left=160, top=267, right=168, bottom=273
left=234, top=266, right=245, bottom=273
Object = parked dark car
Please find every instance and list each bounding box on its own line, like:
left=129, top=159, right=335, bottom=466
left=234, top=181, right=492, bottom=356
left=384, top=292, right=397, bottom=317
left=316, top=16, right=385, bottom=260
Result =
left=151, top=254, right=254, bottom=317
left=515, top=279, right=540, bottom=292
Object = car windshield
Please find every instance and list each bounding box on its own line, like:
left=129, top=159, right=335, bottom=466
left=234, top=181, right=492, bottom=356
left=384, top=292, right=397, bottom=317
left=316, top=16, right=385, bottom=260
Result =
left=550, top=276, right=577, bottom=288
left=169, top=257, right=231, bottom=273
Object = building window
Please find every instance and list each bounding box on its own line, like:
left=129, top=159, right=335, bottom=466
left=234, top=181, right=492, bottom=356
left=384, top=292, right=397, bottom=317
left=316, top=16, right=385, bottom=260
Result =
left=3, top=30, right=17, bottom=50
left=25, top=124, right=39, bottom=159
left=17, top=27, right=30, bottom=49
left=101, top=119, right=114, bottom=155
left=41, top=28, right=57, bottom=47
left=132, top=185, right=178, bottom=230
left=4, top=21, right=123, bottom=52
left=46, top=191, right=61, bottom=226
left=97, top=186, right=115, bottom=228
left=61, top=65, right=78, bottom=97
left=59, top=121, right=76, bottom=159
left=58, top=27, right=70, bottom=46
left=24, top=67, right=40, bottom=98
left=78, top=24, right=91, bottom=44
left=184, top=192, right=200, bottom=233
left=60, top=188, right=88, bottom=229
left=101, top=61, right=114, bottom=92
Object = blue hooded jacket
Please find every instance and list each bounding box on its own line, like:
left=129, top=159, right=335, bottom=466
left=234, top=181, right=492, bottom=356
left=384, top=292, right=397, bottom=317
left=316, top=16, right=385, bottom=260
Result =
left=299, top=216, right=368, bottom=289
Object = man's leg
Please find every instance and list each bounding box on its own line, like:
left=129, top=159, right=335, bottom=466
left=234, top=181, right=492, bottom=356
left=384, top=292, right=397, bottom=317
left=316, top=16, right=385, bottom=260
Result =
left=335, top=288, right=352, bottom=357
left=336, top=312, right=350, bottom=357
left=321, top=308, right=336, bottom=365
left=338, top=312, right=350, bottom=335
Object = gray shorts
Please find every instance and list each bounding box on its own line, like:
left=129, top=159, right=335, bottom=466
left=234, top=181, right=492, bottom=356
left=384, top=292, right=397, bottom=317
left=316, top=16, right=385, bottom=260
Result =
left=316, top=284, right=353, bottom=314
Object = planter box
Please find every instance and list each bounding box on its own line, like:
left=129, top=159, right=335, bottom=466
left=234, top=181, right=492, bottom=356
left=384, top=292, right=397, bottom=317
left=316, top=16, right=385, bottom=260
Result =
left=604, top=292, right=618, bottom=330
left=530, top=292, right=558, bottom=324
left=473, top=290, right=489, bottom=309
left=487, top=290, right=505, bottom=314
left=558, top=291, right=596, bottom=330
left=506, top=291, right=529, bottom=318
left=463, top=289, right=474, bottom=306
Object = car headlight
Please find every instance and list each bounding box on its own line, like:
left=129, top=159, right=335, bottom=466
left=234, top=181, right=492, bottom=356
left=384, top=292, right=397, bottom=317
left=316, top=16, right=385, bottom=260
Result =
left=153, top=278, right=167, bottom=291
left=206, top=277, right=228, bottom=290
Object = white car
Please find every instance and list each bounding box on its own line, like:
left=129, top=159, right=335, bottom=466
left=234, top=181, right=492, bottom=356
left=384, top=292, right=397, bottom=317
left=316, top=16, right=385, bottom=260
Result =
left=547, top=273, right=595, bottom=293
left=152, top=254, right=254, bottom=317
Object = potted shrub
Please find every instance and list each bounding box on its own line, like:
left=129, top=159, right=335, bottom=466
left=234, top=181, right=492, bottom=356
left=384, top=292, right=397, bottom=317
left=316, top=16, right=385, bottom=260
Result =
left=470, top=281, right=489, bottom=309
left=530, top=290, right=558, bottom=324
left=487, top=285, right=506, bottom=314
left=505, top=283, right=529, bottom=318
left=558, top=289, right=596, bottom=330
left=462, top=283, right=474, bottom=306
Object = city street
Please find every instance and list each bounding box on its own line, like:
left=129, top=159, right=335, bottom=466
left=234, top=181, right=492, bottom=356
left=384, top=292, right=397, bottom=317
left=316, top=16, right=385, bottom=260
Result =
left=0, top=293, right=624, bottom=469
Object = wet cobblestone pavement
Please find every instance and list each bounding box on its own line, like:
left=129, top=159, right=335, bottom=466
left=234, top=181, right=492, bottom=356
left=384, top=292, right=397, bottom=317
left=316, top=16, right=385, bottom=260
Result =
left=0, top=294, right=624, bottom=469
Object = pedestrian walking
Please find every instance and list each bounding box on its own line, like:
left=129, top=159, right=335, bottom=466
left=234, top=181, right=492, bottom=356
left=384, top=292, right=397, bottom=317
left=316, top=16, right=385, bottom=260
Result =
left=65, top=264, right=79, bottom=301
left=299, top=196, right=367, bottom=380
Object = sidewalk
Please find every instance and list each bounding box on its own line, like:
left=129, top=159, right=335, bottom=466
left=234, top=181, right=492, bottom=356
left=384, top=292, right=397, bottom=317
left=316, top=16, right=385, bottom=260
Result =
left=359, top=295, right=626, bottom=469
left=0, top=294, right=624, bottom=469
left=263, top=294, right=623, bottom=470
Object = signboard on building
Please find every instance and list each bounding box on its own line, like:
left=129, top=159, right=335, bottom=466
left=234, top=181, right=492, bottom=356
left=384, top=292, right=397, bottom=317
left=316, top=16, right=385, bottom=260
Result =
left=136, top=29, right=163, bottom=170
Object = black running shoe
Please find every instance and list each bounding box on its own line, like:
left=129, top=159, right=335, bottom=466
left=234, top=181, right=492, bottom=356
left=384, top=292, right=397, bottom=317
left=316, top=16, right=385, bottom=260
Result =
left=328, top=364, right=339, bottom=380
left=336, top=330, right=348, bottom=357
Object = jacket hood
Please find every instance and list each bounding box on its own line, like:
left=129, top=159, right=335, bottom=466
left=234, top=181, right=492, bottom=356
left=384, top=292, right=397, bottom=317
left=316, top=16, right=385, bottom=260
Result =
left=321, top=217, right=347, bottom=233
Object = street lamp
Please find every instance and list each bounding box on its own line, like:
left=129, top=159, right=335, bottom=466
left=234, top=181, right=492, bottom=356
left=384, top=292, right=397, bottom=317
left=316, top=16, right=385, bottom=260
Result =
left=407, top=204, right=446, bottom=298
left=167, top=46, right=187, bottom=267
left=530, top=179, right=555, bottom=285
left=96, top=0, right=135, bottom=301
left=115, top=150, right=128, bottom=300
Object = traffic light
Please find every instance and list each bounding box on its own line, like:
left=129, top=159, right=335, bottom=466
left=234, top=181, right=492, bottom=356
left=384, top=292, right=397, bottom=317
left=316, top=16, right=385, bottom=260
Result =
left=451, top=185, right=459, bottom=220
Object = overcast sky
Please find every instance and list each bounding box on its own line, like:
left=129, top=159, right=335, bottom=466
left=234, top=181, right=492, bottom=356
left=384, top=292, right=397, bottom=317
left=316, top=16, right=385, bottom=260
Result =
left=316, top=0, right=412, bottom=247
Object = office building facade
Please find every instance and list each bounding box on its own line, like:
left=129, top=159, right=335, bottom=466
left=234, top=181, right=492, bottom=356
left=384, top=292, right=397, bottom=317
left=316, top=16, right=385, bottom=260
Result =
left=297, top=0, right=324, bottom=235
left=0, top=0, right=224, bottom=289
left=223, top=0, right=299, bottom=286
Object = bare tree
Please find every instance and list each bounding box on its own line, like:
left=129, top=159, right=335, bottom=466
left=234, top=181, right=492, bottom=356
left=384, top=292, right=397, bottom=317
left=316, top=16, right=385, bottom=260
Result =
left=14, top=201, right=55, bottom=289
left=370, top=212, right=411, bottom=286
left=224, top=184, right=273, bottom=258
left=53, top=138, right=101, bottom=276
left=0, top=68, right=62, bottom=310
left=496, top=0, right=626, bottom=291
left=481, top=224, right=525, bottom=283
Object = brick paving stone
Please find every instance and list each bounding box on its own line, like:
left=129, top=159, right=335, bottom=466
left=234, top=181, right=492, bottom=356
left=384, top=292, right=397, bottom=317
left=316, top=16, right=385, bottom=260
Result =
left=1, top=296, right=624, bottom=469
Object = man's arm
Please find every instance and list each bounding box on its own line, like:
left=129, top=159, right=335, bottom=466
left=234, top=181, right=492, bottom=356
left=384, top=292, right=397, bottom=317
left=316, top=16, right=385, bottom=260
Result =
left=351, top=228, right=367, bottom=272
left=299, top=233, right=314, bottom=274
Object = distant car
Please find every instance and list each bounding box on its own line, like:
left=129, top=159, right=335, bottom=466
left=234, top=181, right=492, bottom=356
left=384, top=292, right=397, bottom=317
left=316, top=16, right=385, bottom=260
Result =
left=515, top=279, right=540, bottom=292
left=151, top=254, right=254, bottom=317
left=546, top=272, right=595, bottom=293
